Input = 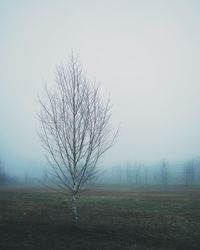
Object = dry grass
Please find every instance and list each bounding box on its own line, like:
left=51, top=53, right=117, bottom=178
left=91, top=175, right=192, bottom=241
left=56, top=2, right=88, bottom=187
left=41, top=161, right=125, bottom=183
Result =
left=0, top=185, right=200, bottom=249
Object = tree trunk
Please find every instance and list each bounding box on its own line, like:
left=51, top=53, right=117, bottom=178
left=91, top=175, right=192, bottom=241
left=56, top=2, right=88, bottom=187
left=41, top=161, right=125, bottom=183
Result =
left=71, top=194, right=78, bottom=226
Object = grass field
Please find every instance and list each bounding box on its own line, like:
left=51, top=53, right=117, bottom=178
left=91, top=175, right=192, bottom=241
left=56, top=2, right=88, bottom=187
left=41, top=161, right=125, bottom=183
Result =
left=0, top=185, right=200, bottom=249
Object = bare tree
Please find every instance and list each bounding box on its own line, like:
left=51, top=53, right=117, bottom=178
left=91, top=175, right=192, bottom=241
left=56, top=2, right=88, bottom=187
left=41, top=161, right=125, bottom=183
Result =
left=38, top=53, right=117, bottom=226
left=183, top=159, right=196, bottom=186
left=144, top=166, right=149, bottom=185
left=115, top=164, right=122, bottom=184
left=126, top=162, right=133, bottom=185
left=0, top=159, right=7, bottom=185
left=134, top=163, right=141, bottom=185
left=195, top=157, right=200, bottom=184
left=160, top=160, right=169, bottom=185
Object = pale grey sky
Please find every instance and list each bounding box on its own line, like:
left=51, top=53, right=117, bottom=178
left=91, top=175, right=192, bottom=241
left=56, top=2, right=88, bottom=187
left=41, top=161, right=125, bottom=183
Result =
left=0, top=0, right=200, bottom=176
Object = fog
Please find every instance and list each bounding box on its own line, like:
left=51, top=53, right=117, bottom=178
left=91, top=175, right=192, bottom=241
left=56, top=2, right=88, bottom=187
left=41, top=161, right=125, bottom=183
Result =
left=1, top=0, right=200, bottom=178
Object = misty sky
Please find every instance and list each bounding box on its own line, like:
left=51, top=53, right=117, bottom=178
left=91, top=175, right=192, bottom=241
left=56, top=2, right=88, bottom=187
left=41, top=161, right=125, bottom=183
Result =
left=1, top=0, right=200, bottom=176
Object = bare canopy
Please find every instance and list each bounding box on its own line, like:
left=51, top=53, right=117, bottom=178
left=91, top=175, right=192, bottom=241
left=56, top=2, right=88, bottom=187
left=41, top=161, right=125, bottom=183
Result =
left=38, top=53, right=117, bottom=225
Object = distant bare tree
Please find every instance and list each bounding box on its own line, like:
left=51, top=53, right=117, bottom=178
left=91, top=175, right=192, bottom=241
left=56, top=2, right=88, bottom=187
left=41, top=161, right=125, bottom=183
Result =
left=195, top=157, right=200, bottom=184
left=126, top=162, right=133, bottom=184
left=160, top=160, right=169, bottom=185
left=144, top=166, right=149, bottom=185
left=38, top=53, right=117, bottom=226
left=0, top=159, right=7, bottom=185
left=116, top=165, right=122, bottom=184
left=134, top=163, right=141, bottom=185
left=183, top=159, right=196, bottom=186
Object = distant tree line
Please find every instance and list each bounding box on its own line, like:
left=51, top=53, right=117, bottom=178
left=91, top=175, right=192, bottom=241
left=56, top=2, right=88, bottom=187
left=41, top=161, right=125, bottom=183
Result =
left=99, top=157, right=200, bottom=186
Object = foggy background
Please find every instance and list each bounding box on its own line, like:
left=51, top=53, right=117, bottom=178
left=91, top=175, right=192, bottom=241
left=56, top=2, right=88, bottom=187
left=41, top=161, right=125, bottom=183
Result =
left=1, top=0, right=200, bottom=178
